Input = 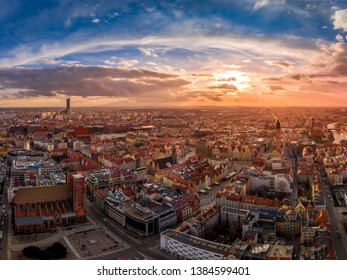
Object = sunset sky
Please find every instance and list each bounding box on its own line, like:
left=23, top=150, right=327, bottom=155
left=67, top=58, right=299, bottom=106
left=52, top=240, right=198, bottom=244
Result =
left=1, top=0, right=347, bottom=107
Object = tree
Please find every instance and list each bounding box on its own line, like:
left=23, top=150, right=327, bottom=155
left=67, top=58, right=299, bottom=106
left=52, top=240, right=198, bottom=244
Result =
left=22, top=246, right=41, bottom=259
left=23, top=242, right=67, bottom=260
left=47, top=242, right=67, bottom=259
left=40, top=242, right=67, bottom=259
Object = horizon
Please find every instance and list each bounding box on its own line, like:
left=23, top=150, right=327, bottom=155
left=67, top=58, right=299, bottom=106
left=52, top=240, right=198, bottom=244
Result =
left=1, top=1, right=347, bottom=107
left=2, top=104, right=347, bottom=110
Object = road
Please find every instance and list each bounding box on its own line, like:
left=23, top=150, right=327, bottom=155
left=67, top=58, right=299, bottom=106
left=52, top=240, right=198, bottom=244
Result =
left=291, top=160, right=298, bottom=207
left=178, top=147, right=195, bottom=164
left=0, top=194, right=10, bottom=260
left=199, top=178, right=232, bottom=210
left=320, top=177, right=347, bottom=259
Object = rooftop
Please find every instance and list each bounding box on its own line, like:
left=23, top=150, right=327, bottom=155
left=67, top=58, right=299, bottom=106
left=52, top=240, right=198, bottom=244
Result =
left=13, top=185, right=72, bottom=204
left=163, top=229, right=232, bottom=256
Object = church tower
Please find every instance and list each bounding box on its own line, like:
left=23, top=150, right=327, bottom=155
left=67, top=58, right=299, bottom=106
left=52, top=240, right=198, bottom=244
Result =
left=72, top=174, right=87, bottom=223
left=275, top=119, right=282, bottom=149
left=171, top=142, right=177, bottom=164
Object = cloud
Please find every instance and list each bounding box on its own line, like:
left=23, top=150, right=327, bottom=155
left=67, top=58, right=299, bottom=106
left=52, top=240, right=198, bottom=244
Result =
left=269, top=85, right=285, bottom=91
left=217, top=76, right=236, bottom=82
left=44, top=59, right=61, bottom=65
left=104, top=59, right=116, bottom=65
left=336, top=34, right=344, bottom=42
left=289, top=74, right=302, bottom=80
left=242, top=59, right=252, bottom=63
left=321, top=42, right=347, bottom=76
left=265, top=60, right=292, bottom=70
left=208, top=83, right=238, bottom=91
left=118, top=59, right=139, bottom=68
left=192, top=91, right=225, bottom=102
left=262, top=77, right=283, bottom=82
left=253, top=0, right=269, bottom=11
left=331, top=9, right=347, bottom=32
left=0, top=66, right=189, bottom=101
left=0, top=32, right=320, bottom=68
left=139, top=48, right=158, bottom=57
left=191, top=73, right=213, bottom=77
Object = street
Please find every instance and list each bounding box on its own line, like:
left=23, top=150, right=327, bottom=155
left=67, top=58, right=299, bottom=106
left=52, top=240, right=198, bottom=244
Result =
left=0, top=194, right=10, bottom=260
left=320, top=178, right=347, bottom=259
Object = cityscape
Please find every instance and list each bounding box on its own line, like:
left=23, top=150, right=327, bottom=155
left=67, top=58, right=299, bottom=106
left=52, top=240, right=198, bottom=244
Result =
left=1, top=1, right=347, bottom=261
left=1, top=104, right=347, bottom=260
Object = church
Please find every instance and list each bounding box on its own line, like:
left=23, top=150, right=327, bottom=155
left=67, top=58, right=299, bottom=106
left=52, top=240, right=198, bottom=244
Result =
left=12, top=173, right=87, bottom=235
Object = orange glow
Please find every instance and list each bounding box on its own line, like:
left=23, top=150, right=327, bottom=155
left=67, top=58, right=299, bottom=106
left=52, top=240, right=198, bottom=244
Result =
left=213, top=71, right=251, bottom=91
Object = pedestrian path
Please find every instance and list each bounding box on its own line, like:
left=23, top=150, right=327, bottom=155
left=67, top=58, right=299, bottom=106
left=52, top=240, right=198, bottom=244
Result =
left=10, top=224, right=99, bottom=251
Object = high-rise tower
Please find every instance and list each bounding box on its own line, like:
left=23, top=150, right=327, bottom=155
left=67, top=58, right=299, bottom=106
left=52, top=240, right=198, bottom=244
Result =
left=66, top=98, right=71, bottom=115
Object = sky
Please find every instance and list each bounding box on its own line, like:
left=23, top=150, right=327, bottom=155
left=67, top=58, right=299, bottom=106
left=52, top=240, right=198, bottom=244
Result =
left=1, top=0, right=347, bottom=108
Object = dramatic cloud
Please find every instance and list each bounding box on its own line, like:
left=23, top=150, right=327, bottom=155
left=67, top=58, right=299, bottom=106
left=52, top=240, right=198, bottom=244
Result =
left=1, top=1, right=347, bottom=107
left=331, top=9, right=347, bottom=32
left=0, top=66, right=190, bottom=101
left=328, top=42, right=347, bottom=76
left=315, top=42, right=347, bottom=77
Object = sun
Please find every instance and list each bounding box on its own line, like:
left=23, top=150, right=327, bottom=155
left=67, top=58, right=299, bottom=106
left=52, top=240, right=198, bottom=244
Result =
left=214, top=70, right=251, bottom=91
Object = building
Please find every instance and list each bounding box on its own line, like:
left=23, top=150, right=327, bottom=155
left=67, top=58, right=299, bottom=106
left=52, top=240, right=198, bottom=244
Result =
left=125, top=203, right=159, bottom=236
left=221, top=207, right=249, bottom=226
left=12, top=176, right=87, bottom=235
left=62, top=98, right=71, bottom=115
left=71, top=174, right=87, bottom=223
left=266, top=245, right=293, bottom=260
left=276, top=211, right=302, bottom=238
left=184, top=205, right=220, bottom=237
left=301, top=226, right=317, bottom=245
left=195, top=140, right=208, bottom=157
left=160, top=229, right=236, bottom=260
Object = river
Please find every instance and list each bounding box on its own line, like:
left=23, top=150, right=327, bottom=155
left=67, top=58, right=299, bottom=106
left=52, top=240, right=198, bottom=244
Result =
left=327, top=122, right=347, bottom=144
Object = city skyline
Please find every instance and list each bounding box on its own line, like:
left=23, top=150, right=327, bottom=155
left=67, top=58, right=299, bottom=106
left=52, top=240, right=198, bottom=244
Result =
left=1, top=0, right=347, bottom=107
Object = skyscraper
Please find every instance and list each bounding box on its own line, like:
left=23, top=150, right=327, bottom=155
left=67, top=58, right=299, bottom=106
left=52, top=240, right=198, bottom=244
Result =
left=66, top=98, right=71, bottom=115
